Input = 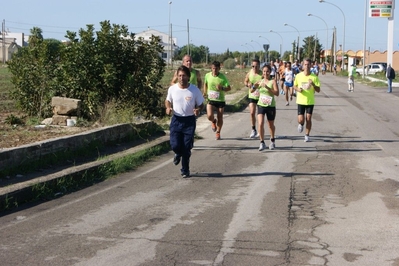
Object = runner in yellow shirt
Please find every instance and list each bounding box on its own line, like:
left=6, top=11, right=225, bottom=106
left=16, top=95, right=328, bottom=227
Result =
left=244, top=59, right=262, bottom=138
left=293, top=58, right=321, bottom=142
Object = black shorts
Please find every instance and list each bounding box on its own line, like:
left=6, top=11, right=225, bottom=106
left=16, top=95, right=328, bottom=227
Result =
left=297, top=104, right=314, bottom=115
left=257, top=106, right=276, bottom=121
left=208, top=100, right=226, bottom=109
left=249, top=98, right=258, bottom=104
left=280, top=78, right=285, bottom=82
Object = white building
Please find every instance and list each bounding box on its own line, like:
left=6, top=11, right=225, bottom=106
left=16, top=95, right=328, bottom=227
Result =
left=135, top=28, right=178, bottom=64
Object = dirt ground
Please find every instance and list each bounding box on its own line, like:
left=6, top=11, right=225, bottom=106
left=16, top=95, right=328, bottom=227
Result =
left=0, top=112, right=95, bottom=149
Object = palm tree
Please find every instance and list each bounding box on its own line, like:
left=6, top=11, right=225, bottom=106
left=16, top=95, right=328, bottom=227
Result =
left=28, top=27, right=44, bottom=47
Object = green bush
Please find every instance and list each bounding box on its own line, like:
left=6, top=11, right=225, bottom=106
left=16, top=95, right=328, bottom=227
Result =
left=7, top=21, right=166, bottom=120
left=223, top=58, right=237, bottom=69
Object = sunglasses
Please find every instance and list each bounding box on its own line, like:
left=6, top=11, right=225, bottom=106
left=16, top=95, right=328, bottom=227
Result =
left=252, top=65, right=258, bottom=68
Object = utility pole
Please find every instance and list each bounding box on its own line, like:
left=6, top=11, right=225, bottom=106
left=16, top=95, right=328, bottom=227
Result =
left=187, top=19, right=190, bottom=56
left=2, top=20, right=6, bottom=64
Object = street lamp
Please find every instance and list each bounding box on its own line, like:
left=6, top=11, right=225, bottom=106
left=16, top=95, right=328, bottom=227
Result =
left=307, top=13, right=328, bottom=61
left=319, top=0, right=346, bottom=70
left=269, top=30, right=283, bottom=57
left=241, top=44, right=250, bottom=66
left=168, top=1, right=172, bottom=67
left=245, top=42, right=255, bottom=60
left=257, top=36, right=270, bottom=62
left=251, top=39, right=263, bottom=61
left=284, top=23, right=300, bottom=60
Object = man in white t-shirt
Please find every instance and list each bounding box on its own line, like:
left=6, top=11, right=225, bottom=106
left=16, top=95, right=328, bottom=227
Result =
left=165, top=65, right=205, bottom=178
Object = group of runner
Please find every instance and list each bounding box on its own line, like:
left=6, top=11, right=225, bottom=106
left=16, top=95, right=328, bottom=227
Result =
left=244, top=58, right=321, bottom=150
left=165, top=55, right=321, bottom=177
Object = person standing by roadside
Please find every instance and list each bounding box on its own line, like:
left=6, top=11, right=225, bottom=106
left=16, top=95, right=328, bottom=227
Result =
left=293, top=58, right=321, bottom=142
left=165, top=65, right=205, bottom=178
left=254, top=64, right=279, bottom=151
left=244, top=59, right=262, bottom=138
left=171, top=54, right=202, bottom=89
left=386, top=64, right=395, bottom=93
left=203, top=61, right=231, bottom=140
left=348, top=63, right=356, bottom=92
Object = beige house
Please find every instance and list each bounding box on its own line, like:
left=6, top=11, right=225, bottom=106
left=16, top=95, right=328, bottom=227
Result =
left=135, top=28, right=178, bottom=65
left=322, top=49, right=399, bottom=70
left=0, top=38, right=20, bottom=62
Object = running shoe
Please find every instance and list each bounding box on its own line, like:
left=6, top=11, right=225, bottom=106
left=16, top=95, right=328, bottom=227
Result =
left=269, top=142, right=275, bottom=150
left=173, top=154, right=181, bottom=165
left=211, top=119, right=217, bottom=132
left=250, top=129, right=257, bottom=138
left=181, top=171, right=190, bottom=178
left=304, top=135, right=310, bottom=142
left=285, top=102, right=289, bottom=106
left=216, top=132, right=221, bottom=140
left=298, top=124, right=303, bottom=133
left=258, top=142, right=266, bottom=151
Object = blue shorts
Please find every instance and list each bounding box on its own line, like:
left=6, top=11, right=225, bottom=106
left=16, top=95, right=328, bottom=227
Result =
left=284, top=81, right=293, bottom=87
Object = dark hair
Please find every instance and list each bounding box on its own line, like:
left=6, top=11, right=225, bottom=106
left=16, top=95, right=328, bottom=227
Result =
left=212, top=61, right=221, bottom=68
left=262, top=64, right=271, bottom=72
left=252, top=59, right=260, bottom=64
left=177, top=65, right=191, bottom=78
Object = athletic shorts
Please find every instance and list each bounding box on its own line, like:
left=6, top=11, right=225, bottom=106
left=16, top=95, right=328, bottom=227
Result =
left=208, top=100, right=226, bottom=109
left=249, top=98, right=258, bottom=104
left=297, top=104, right=314, bottom=115
left=257, top=106, right=276, bottom=121
left=284, top=81, right=293, bottom=87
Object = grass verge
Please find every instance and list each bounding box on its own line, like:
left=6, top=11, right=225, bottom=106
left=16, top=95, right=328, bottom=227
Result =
left=0, top=142, right=170, bottom=212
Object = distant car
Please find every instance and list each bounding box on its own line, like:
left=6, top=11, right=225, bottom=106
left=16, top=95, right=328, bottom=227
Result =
left=356, top=63, right=386, bottom=76
left=370, top=62, right=387, bottom=70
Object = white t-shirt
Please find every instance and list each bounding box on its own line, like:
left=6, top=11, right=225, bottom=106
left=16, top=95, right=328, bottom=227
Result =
left=166, top=83, right=204, bottom=117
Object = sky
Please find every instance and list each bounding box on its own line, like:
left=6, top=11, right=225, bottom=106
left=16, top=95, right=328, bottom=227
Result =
left=2, top=0, right=399, bottom=55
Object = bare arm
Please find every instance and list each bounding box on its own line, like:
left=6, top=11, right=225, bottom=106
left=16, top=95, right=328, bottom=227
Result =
left=196, top=70, right=203, bottom=89
left=203, top=81, right=208, bottom=98
left=270, top=79, right=279, bottom=96
left=170, top=71, right=178, bottom=85
left=244, top=72, right=251, bottom=87
left=194, top=103, right=204, bottom=116
left=165, top=100, right=173, bottom=115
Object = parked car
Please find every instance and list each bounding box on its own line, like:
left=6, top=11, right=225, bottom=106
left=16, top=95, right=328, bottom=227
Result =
left=356, top=63, right=386, bottom=76
left=370, top=62, right=387, bottom=70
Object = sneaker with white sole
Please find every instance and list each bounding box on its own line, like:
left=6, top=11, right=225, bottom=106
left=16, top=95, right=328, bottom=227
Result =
left=249, top=129, right=257, bottom=138
left=298, top=124, right=303, bottom=133
left=304, top=135, right=310, bottom=142
left=173, top=154, right=181, bottom=165
left=181, top=171, right=190, bottom=178
left=269, top=142, right=275, bottom=150
left=258, top=142, right=266, bottom=151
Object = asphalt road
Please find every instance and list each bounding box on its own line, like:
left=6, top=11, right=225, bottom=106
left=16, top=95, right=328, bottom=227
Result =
left=1, top=74, right=399, bottom=266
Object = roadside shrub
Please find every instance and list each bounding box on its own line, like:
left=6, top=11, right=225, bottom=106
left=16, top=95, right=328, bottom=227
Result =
left=223, top=58, right=237, bottom=69
left=7, top=21, right=166, bottom=121
left=5, top=114, right=24, bottom=125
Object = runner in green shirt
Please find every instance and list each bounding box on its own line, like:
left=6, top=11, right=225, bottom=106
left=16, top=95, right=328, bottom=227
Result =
left=244, top=59, right=262, bottom=138
left=254, top=64, right=279, bottom=151
left=293, top=58, right=321, bottom=142
left=203, top=61, right=231, bottom=140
